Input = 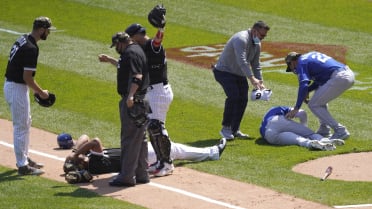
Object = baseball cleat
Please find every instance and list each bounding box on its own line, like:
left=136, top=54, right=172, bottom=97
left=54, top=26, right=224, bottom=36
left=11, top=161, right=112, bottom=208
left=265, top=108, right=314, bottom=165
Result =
left=147, top=161, right=160, bottom=174
left=320, top=138, right=345, bottom=146
left=18, top=165, right=44, bottom=176
left=218, top=138, right=227, bottom=157
left=233, top=130, right=249, bottom=139
left=316, top=124, right=332, bottom=138
left=153, top=162, right=174, bottom=177
left=220, top=126, right=234, bottom=140
left=330, top=128, right=350, bottom=140
left=309, top=140, right=336, bottom=151
left=28, top=157, right=44, bottom=169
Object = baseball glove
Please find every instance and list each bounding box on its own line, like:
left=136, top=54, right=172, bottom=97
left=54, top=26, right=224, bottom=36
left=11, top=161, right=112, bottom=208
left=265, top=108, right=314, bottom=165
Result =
left=34, top=92, right=56, bottom=107
left=127, top=99, right=151, bottom=127
left=148, top=4, right=166, bottom=28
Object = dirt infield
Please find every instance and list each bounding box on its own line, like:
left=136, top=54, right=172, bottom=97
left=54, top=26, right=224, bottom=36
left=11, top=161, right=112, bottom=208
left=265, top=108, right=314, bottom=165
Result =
left=0, top=118, right=337, bottom=209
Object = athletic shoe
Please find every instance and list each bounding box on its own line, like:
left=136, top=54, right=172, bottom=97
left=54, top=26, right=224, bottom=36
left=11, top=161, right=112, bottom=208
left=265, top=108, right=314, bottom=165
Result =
left=233, top=130, right=249, bottom=139
left=18, top=165, right=44, bottom=176
left=309, top=140, right=335, bottom=151
left=220, top=126, right=234, bottom=140
left=320, top=138, right=345, bottom=146
left=153, top=162, right=174, bottom=177
left=28, top=157, right=44, bottom=169
left=147, top=161, right=160, bottom=174
left=218, top=138, right=227, bottom=157
left=316, top=124, right=332, bottom=138
left=330, top=128, right=350, bottom=140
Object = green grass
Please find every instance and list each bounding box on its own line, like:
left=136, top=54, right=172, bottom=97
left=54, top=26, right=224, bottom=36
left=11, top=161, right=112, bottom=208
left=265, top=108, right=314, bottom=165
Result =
left=1, top=0, right=372, bottom=208
left=0, top=166, right=145, bottom=209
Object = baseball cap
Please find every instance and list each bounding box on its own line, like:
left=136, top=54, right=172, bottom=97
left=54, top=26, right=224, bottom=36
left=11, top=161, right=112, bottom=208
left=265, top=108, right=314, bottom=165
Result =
left=251, top=89, right=272, bottom=101
left=110, top=32, right=130, bottom=48
left=33, top=16, right=56, bottom=30
left=125, top=23, right=146, bottom=37
left=285, top=52, right=301, bottom=72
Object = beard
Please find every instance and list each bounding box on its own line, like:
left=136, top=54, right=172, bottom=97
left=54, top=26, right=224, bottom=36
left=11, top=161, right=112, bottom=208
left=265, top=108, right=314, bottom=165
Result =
left=40, top=31, right=48, bottom=40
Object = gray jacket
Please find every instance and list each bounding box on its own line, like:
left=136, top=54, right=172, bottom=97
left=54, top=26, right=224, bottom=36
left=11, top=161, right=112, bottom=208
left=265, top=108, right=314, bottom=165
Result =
left=215, top=29, right=262, bottom=80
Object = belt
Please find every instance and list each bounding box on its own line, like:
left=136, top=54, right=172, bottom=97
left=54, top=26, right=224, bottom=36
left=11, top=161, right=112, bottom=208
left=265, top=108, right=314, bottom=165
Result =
left=335, top=65, right=350, bottom=72
left=149, top=81, right=168, bottom=89
left=5, top=78, right=25, bottom=84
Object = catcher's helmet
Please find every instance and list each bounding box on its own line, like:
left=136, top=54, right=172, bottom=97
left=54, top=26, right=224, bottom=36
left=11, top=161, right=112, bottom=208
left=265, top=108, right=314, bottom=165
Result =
left=251, top=89, right=272, bottom=101
left=125, top=23, right=146, bottom=37
left=57, top=133, right=74, bottom=149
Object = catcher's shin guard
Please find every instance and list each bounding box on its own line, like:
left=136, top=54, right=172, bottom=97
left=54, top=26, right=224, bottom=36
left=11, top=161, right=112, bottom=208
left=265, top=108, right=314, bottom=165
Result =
left=148, top=119, right=172, bottom=163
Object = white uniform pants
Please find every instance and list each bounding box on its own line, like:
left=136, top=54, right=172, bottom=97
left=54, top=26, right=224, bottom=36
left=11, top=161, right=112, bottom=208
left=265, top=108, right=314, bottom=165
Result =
left=147, top=142, right=219, bottom=165
left=4, top=81, right=32, bottom=167
left=146, top=83, right=173, bottom=123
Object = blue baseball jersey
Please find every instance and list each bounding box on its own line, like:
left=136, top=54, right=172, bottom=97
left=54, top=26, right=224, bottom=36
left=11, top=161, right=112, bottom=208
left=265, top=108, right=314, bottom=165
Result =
left=259, top=106, right=291, bottom=137
left=294, top=51, right=346, bottom=109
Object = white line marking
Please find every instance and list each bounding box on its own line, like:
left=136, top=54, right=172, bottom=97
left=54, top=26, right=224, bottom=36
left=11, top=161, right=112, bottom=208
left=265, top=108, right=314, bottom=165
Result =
left=334, top=204, right=372, bottom=208
left=0, top=28, right=24, bottom=35
left=149, top=182, right=246, bottom=209
left=0, top=140, right=246, bottom=209
left=0, top=27, right=65, bottom=35
left=0, top=141, right=65, bottom=161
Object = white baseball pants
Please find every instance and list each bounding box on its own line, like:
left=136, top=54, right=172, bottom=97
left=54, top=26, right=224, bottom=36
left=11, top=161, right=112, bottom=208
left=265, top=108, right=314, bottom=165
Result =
left=4, top=81, right=32, bottom=167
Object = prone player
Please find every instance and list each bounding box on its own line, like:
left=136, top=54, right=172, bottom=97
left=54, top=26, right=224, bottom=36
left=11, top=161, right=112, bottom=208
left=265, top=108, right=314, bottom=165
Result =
left=64, top=134, right=226, bottom=175
left=260, top=106, right=345, bottom=150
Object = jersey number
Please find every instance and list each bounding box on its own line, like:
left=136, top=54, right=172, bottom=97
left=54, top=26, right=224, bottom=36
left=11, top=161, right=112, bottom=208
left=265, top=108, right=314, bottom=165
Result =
left=311, top=52, right=331, bottom=63
left=9, top=36, right=27, bottom=62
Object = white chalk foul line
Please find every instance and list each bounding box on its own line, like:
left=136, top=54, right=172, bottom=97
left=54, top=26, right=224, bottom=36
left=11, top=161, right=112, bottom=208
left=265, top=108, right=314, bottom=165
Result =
left=149, top=182, right=246, bottom=209
left=0, top=140, right=246, bottom=209
left=334, top=204, right=372, bottom=208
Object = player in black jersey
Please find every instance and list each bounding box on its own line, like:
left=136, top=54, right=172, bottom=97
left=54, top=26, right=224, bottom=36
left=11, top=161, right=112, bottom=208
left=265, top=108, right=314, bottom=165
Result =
left=125, top=23, right=174, bottom=177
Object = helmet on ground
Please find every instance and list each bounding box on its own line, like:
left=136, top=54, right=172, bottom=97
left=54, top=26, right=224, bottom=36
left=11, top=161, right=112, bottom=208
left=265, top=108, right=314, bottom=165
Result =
left=57, top=133, right=74, bottom=149
left=251, top=89, right=272, bottom=101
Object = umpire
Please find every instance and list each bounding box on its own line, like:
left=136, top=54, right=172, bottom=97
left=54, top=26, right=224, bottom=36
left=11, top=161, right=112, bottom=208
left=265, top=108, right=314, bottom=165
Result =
left=108, top=32, right=151, bottom=187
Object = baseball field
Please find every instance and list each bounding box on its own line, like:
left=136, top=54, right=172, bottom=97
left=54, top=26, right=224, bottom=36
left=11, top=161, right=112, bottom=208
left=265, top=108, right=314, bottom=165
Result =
left=1, top=0, right=372, bottom=208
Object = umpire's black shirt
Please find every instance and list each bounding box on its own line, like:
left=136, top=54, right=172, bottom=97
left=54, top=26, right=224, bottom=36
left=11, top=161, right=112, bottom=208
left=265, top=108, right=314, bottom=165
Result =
left=117, top=43, right=149, bottom=96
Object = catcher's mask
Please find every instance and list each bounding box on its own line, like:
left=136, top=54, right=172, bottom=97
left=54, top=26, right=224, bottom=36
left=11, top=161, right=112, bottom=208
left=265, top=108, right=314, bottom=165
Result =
left=251, top=89, right=272, bottom=101
left=57, top=133, right=74, bottom=149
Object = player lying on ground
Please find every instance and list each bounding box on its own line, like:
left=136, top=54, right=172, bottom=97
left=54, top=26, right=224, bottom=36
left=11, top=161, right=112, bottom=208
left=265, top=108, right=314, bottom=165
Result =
left=64, top=134, right=226, bottom=175
left=260, top=106, right=345, bottom=151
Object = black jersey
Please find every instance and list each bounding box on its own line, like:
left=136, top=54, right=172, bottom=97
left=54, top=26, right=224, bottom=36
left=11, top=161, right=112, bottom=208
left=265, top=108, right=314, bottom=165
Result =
left=5, top=34, right=39, bottom=84
left=117, top=43, right=149, bottom=96
left=143, top=39, right=168, bottom=85
left=87, top=148, right=121, bottom=174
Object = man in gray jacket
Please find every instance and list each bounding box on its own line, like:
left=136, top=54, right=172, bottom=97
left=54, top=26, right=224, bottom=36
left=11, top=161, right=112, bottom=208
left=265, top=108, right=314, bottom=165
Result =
left=213, top=20, right=270, bottom=140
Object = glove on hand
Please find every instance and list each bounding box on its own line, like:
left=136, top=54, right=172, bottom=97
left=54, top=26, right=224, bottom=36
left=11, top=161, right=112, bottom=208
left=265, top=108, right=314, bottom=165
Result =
left=127, top=100, right=151, bottom=127
left=34, top=92, right=56, bottom=107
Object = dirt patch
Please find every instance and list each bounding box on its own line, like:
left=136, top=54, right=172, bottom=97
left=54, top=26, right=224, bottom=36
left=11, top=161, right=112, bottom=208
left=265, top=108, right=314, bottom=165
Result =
left=166, top=42, right=347, bottom=70
left=0, top=118, right=337, bottom=209
left=293, top=152, right=372, bottom=182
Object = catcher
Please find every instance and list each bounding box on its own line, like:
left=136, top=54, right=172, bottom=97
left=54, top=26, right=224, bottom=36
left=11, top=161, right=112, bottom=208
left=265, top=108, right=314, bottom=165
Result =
left=63, top=134, right=226, bottom=183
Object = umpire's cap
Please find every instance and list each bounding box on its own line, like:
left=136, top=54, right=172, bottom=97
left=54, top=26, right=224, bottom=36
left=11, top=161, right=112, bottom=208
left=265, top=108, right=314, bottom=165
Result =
left=110, top=32, right=130, bottom=48
left=285, top=52, right=302, bottom=72
left=125, top=23, right=146, bottom=37
left=33, top=16, right=56, bottom=30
